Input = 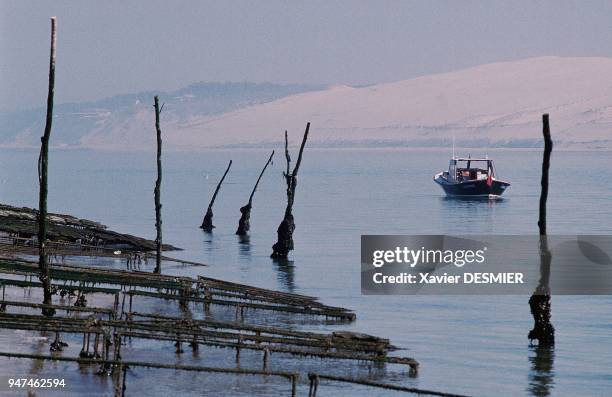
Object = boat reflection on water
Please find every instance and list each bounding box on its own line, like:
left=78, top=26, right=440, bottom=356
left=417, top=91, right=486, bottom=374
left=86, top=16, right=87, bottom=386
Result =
left=440, top=196, right=507, bottom=210
left=435, top=196, right=508, bottom=233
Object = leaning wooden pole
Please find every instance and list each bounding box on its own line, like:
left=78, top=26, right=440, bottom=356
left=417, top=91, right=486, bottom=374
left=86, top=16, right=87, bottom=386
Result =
left=37, top=17, right=57, bottom=316
left=236, top=150, right=274, bottom=236
left=528, top=113, right=555, bottom=346
left=201, top=160, right=233, bottom=231
left=153, top=96, right=163, bottom=274
left=271, top=123, right=310, bottom=258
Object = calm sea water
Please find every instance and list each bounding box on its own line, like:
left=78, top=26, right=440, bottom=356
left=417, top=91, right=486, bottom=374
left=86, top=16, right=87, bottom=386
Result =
left=0, top=148, right=611, bottom=397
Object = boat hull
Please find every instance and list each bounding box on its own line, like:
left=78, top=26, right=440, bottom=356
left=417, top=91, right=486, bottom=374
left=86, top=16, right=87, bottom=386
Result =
left=434, top=174, right=510, bottom=197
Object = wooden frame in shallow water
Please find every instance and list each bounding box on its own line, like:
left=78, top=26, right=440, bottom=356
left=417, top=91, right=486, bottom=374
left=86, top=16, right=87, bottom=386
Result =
left=0, top=204, right=178, bottom=252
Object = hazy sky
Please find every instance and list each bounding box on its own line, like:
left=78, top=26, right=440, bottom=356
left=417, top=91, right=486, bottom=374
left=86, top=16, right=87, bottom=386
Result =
left=1, top=0, right=611, bottom=111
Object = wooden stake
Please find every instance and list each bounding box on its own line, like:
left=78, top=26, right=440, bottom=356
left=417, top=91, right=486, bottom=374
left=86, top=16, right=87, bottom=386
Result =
left=121, top=365, right=127, bottom=397
left=153, top=96, right=163, bottom=274
left=271, top=123, right=310, bottom=258
left=263, top=347, right=270, bottom=370
left=236, top=151, right=275, bottom=235
left=38, top=17, right=57, bottom=316
left=538, top=114, right=553, bottom=236
left=200, top=160, right=232, bottom=231
left=291, top=374, right=297, bottom=397
left=529, top=113, right=555, bottom=346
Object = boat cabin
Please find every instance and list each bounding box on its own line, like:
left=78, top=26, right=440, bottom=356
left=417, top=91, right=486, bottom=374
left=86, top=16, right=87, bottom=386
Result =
left=445, top=157, right=495, bottom=183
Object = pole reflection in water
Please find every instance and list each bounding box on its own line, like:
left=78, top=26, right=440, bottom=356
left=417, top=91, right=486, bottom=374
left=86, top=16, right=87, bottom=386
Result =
left=237, top=234, right=251, bottom=257
left=528, top=345, right=555, bottom=396
left=272, top=257, right=295, bottom=293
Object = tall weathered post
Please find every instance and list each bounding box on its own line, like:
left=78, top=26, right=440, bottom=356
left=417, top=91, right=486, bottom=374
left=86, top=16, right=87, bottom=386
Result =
left=271, top=123, right=310, bottom=258
left=38, top=17, right=57, bottom=316
left=236, top=151, right=275, bottom=236
left=529, top=113, right=555, bottom=346
left=200, top=160, right=233, bottom=231
left=538, top=114, right=552, bottom=236
left=153, top=96, right=163, bottom=274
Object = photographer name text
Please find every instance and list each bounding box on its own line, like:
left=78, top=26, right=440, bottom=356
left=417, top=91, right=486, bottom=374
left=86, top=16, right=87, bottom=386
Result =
left=373, top=272, right=524, bottom=284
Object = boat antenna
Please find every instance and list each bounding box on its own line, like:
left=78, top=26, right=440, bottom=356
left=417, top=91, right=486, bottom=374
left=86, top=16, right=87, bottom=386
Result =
left=452, top=134, right=455, bottom=159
